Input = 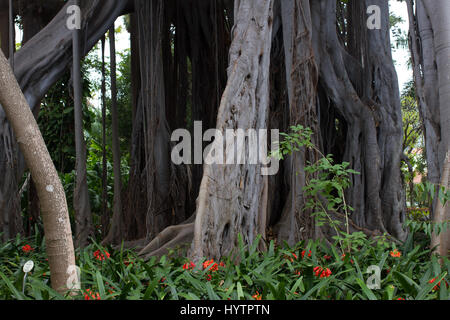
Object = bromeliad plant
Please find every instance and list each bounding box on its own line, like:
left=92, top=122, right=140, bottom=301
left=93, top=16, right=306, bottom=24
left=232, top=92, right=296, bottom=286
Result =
left=271, top=125, right=360, bottom=254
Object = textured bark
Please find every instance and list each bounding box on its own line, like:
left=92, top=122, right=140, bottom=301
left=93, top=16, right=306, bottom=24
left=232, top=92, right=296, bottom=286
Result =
left=421, top=0, right=450, bottom=257
left=192, top=0, right=274, bottom=260
left=431, top=153, right=449, bottom=256
left=274, top=0, right=319, bottom=246
left=0, top=50, right=76, bottom=294
left=109, top=0, right=191, bottom=247
left=308, top=0, right=406, bottom=240
left=72, top=1, right=93, bottom=247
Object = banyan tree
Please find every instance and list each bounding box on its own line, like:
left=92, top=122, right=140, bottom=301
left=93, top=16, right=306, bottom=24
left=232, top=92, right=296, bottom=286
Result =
left=0, top=0, right=448, bottom=290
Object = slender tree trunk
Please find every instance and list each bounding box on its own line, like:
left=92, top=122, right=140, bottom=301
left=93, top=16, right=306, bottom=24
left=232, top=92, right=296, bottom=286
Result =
left=0, top=50, right=76, bottom=294
left=104, top=25, right=123, bottom=243
left=72, top=2, right=93, bottom=247
left=0, top=0, right=21, bottom=241
left=101, top=35, right=108, bottom=238
left=8, top=0, right=13, bottom=70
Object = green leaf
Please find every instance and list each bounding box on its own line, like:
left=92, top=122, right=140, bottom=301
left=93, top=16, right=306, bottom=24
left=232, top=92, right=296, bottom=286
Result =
left=355, top=278, right=378, bottom=300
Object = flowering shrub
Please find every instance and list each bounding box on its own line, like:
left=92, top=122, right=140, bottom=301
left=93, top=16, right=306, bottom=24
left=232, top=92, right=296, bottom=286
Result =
left=0, top=232, right=448, bottom=300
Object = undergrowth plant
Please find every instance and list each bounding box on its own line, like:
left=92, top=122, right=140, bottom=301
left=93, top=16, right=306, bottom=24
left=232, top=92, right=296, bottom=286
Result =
left=272, top=125, right=360, bottom=254
left=0, top=233, right=448, bottom=300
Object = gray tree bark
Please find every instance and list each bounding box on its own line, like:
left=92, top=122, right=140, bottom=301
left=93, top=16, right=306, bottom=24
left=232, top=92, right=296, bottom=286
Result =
left=192, top=0, right=275, bottom=260
left=421, top=0, right=450, bottom=257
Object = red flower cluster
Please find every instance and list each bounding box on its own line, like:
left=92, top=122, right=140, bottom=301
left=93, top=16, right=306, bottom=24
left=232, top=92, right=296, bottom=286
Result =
left=313, top=266, right=332, bottom=278
left=301, top=250, right=312, bottom=259
left=323, top=255, right=331, bottom=261
left=183, top=261, right=196, bottom=270
left=390, top=249, right=401, bottom=258
left=93, top=249, right=110, bottom=261
left=22, top=245, right=34, bottom=253
left=203, top=259, right=225, bottom=272
left=84, top=289, right=101, bottom=300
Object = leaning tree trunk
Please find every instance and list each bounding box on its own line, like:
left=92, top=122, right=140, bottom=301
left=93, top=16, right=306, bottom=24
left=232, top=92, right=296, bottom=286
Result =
left=72, top=1, right=93, bottom=247
left=0, top=50, right=76, bottom=294
left=192, top=0, right=275, bottom=260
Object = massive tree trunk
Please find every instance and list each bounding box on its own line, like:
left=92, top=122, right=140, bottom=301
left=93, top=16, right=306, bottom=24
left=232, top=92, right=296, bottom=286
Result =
left=139, top=0, right=407, bottom=258
left=0, top=50, right=76, bottom=294
left=408, top=0, right=450, bottom=257
left=421, top=0, right=450, bottom=257
left=0, top=0, right=411, bottom=261
left=307, top=0, right=406, bottom=240
left=192, top=0, right=275, bottom=260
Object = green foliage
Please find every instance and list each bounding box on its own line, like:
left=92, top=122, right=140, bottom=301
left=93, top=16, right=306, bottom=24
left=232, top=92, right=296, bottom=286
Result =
left=0, top=232, right=448, bottom=300
left=272, top=125, right=360, bottom=253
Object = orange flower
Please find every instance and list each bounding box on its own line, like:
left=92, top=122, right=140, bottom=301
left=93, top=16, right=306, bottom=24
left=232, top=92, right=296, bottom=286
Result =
left=252, top=291, right=262, bottom=300
left=203, top=259, right=222, bottom=272
left=390, top=249, right=401, bottom=258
